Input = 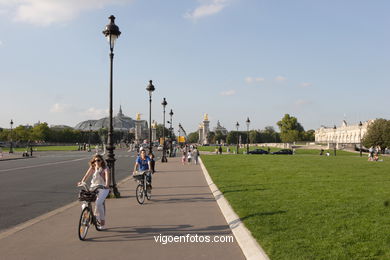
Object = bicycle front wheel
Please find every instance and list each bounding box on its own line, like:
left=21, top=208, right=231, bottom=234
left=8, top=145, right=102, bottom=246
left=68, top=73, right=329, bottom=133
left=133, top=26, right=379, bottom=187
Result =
left=136, top=184, right=145, bottom=204
left=78, top=207, right=92, bottom=240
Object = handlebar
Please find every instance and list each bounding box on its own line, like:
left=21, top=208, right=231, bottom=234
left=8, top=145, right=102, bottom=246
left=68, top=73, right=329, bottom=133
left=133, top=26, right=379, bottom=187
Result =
left=77, top=182, right=105, bottom=192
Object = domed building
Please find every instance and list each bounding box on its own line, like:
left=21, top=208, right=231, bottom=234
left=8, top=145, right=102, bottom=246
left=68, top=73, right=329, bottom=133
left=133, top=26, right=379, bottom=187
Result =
left=74, top=106, right=149, bottom=143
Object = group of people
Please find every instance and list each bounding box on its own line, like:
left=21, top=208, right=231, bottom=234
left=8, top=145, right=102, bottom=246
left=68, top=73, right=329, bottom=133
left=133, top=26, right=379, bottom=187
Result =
left=181, top=145, right=200, bottom=165
left=77, top=146, right=156, bottom=230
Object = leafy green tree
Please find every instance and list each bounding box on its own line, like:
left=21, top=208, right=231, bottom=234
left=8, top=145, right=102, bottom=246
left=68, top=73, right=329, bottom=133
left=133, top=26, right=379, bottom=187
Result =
left=14, top=125, right=32, bottom=142
left=207, top=131, right=216, bottom=144
left=187, top=132, right=199, bottom=143
left=156, top=124, right=170, bottom=139
left=302, top=129, right=315, bottom=141
left=249, top=130, right=262, bottom=143
left=215, top=130, right=227, bottom=144
left=31, top=123, right=50, bottom=142
left=277, top=114, right=304, bottom=143
left=362, top=119, right=390, bottom=151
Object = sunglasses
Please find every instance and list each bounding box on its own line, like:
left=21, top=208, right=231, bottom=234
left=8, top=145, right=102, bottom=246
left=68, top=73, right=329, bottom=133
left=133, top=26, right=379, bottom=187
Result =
left=94, top=159, right=102, bottom=162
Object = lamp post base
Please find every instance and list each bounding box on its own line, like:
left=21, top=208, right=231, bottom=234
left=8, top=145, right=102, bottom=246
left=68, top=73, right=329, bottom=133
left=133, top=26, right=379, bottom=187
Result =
left=110, top=185, right=121, bottom=198
left=161, top=156, right=168, bottom=163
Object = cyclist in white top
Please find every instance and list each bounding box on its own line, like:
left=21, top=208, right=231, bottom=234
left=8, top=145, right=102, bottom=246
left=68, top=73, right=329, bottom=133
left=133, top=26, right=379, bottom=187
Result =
left=77, top=154, right=110, bottom=229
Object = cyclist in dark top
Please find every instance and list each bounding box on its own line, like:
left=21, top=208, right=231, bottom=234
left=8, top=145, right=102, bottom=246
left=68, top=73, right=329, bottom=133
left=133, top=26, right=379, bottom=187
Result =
left=133, top=149, right=152, bottom=188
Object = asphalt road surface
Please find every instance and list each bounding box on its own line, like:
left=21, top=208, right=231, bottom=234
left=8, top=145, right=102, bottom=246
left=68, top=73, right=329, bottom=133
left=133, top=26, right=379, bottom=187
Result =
left=0, top=149, right=161, bottom=232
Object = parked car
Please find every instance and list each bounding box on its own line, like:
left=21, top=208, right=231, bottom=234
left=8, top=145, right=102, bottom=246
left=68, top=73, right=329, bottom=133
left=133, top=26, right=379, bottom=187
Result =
left=247, top=149, right=269, bottom=154
left=157, top=145, right=163, bottom=151
left=272, top=149, right=293, bottom=155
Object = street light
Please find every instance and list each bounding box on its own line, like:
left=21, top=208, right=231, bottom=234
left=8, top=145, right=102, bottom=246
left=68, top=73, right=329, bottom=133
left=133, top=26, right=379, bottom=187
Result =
left=359, top=121, right=363, bottom=157
left=161, top=98, right=168, bottom=163
left=178, top=123, right=182, bottom=145
left=246, top=117, right=250, bottom=154
left=88, top=122, right=92, bottom=152
left=333, top=125, right=337, bottom=156
left=103, top=15, right=121, bottom=198
left=168, top=109, right=174, bottom=157
left=236, top=122, right=240, bottom=154
left=146, top=80, right=155, bottom=153
left=9, top=119, right=14, bottom=154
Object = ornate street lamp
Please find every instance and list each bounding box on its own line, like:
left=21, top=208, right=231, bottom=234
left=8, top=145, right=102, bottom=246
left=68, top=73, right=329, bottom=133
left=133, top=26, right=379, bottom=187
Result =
left=9, top=119, right=14, bottom=154
left=146, top=80, right=155, bottom=153
left=178, top=123, right=182, bottom=145
left=236, top=122, right=240, bottom=154
left=246, top=117, right=250, bottom=154
left=88, top=122, right=92, bottom=152
left=161, top=98, right=168, bottom=162
left=103, top=15, right=121, bottom=198
left=359, top=121, right=363, bottom=157
left=168, top=109, right=174, bottom=157
left=333, top=125, right=337, bottom=156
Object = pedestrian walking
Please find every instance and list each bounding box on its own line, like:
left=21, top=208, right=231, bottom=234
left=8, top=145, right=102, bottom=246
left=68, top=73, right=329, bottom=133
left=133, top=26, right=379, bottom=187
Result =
left=149, top=151, right=155, bottom=173
left=193, top=147, right=199, bottom=165
left=181, top=151, right=187, bottom=165
left=187, top=150, right=192, bottom=164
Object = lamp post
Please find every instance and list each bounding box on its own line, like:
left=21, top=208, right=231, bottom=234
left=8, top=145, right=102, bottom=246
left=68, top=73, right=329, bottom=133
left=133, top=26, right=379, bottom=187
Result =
left=333, top=125, right=337, bottom=156
left=236, top=122, right=240, bottom=154
left=88, top=122, right=92, bottom=152
left=9, top=119, right=14, bottom=154
left=168, top=109, right=174, bottom=157
left=359, top=121, right=363, bottom=157
left=103, top=15, right=121, bottom=198
left=246, top=117, right=250, bottom=154
left=161, top=98, right=168, bottom=162
left=178, top=123, right=182, bottom=145
left=146, top=80, right=155, bottom=153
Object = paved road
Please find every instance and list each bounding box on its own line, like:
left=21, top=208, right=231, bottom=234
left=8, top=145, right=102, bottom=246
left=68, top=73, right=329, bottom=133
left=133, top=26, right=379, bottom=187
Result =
left=0, top=157, right=245, bottom=260
left=0, top=149, right=161, bottom=232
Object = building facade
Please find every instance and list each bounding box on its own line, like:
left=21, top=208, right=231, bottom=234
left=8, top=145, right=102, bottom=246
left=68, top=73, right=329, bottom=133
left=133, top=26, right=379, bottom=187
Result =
left=315, top=120, right=374, bottom=146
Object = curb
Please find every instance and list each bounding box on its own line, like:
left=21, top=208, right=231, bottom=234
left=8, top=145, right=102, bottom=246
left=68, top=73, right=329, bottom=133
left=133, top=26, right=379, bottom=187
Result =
left=198, top=157, right=270, bottom=260
left=0, top=156, right=33, bottom=162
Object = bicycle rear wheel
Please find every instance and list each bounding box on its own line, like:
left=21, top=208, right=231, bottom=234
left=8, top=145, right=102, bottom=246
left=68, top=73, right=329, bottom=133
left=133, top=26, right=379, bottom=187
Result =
left=78, top=207, right=92, bottom=240
left=136, top=183, right=145, bottom=204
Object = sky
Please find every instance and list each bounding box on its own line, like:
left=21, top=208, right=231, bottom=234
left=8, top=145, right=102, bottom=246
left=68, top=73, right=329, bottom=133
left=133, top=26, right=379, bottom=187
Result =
left=0, top=0, right=389, bottom=133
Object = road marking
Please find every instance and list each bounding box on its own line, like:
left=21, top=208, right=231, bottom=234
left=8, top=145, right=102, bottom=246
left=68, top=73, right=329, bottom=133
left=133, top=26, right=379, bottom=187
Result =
left=0, top=158, right=88, bottom=173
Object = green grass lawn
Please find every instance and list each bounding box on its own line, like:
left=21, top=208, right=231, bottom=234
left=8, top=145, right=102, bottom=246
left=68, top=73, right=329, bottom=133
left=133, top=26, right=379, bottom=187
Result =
left=1, top=145, right=78, bottom=152
left=201, top=154, right=390, bottom=260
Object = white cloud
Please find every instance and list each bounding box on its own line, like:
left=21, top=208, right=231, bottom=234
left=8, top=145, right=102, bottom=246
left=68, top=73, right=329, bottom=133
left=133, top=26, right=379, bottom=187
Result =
left=81, top=107, right=108, bottom=118
left=300, top=82, right=312, bottom=88
left=220, top=89, right=236, bottom=96
left=275, top=76, right=287, bottom=82
left=245, top=77, right=265, bottom=84
left=184, top=0, right=229, bottom=20
left=0, top=40, right=2, bottom=46
left=294, top=99, right=312, bottom=107
left=50, top=103, right=73, bottom=113
left=0, top=0, right=133, bottom=26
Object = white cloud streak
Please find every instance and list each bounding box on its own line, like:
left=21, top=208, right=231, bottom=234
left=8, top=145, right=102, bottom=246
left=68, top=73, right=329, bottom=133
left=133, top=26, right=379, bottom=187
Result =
left=0, top=0, right=133, bottom=26
left=245, top=76, right=265, bottom=84
left=184, top=0, right=229, bottom=20
left=275, top=76, right=287, bottom=82
left=220, top=89, right=236, bottom=96
left=81, top=107, right=108, bottom=118
left=300, top=82, right=312, bottom=88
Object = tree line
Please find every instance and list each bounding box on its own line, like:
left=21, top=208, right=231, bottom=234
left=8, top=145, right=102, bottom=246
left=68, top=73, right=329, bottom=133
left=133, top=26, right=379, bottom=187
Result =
left=187, top=114, right=315, bottom=144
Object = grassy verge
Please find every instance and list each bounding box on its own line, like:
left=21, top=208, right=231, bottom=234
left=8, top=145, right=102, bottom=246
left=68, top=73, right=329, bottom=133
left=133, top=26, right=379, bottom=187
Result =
left=201, top=154, right=390, bottom=259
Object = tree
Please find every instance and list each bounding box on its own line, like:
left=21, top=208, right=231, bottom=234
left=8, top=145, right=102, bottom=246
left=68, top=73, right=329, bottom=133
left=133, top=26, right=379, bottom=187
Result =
left=362, top=119, right=390, bottom=151
left=156, top=124, right=170, bottom=139
left=207, top=131, right=216, bottom=144
left=277, top=114, right=304, bottom=143
left=187, top=132, right=199, bottom=143
left=31, top=123, right=50, bottom=142
left=302, top=129, right=315, bottom=141
left=215, top=130, right=227, bottom=144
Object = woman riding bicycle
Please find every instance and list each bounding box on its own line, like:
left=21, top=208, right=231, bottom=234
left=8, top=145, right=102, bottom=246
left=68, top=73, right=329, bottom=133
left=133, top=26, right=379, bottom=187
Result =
left=133, top=148, right=152, bottom=188
left=77, top=154, right=110, bottom=229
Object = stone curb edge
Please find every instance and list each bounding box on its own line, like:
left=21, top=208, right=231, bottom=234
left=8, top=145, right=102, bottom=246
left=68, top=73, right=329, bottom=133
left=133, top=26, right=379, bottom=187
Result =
left=198, top=157, right=270, bottom=260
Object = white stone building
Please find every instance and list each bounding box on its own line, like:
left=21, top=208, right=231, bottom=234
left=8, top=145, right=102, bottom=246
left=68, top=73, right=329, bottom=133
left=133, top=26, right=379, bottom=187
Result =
left=315, top=120, right=374, bottom=147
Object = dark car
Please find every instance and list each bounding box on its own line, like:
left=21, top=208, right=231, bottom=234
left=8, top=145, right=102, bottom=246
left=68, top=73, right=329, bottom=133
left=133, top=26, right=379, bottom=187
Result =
left=272, top=149, right=293, bottom=155
left=247, top=149, right=269, bottom=154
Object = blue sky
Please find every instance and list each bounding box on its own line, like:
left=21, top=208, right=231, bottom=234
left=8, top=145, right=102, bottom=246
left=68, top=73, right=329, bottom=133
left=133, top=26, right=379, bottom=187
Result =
left=0, top=0, right=389, bottom=133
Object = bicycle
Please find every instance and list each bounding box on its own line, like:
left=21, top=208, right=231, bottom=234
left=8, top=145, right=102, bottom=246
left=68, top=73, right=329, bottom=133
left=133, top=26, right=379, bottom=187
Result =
left=133, top=170, right=152, bottom=204
left=77, top=182, right=106, bottom=241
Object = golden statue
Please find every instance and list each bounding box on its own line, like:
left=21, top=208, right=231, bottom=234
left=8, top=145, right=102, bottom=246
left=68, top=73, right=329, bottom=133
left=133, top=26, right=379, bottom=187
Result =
left=204, top=113, right=209, bottom=121
left=136, top=113, right=141, bottom=120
